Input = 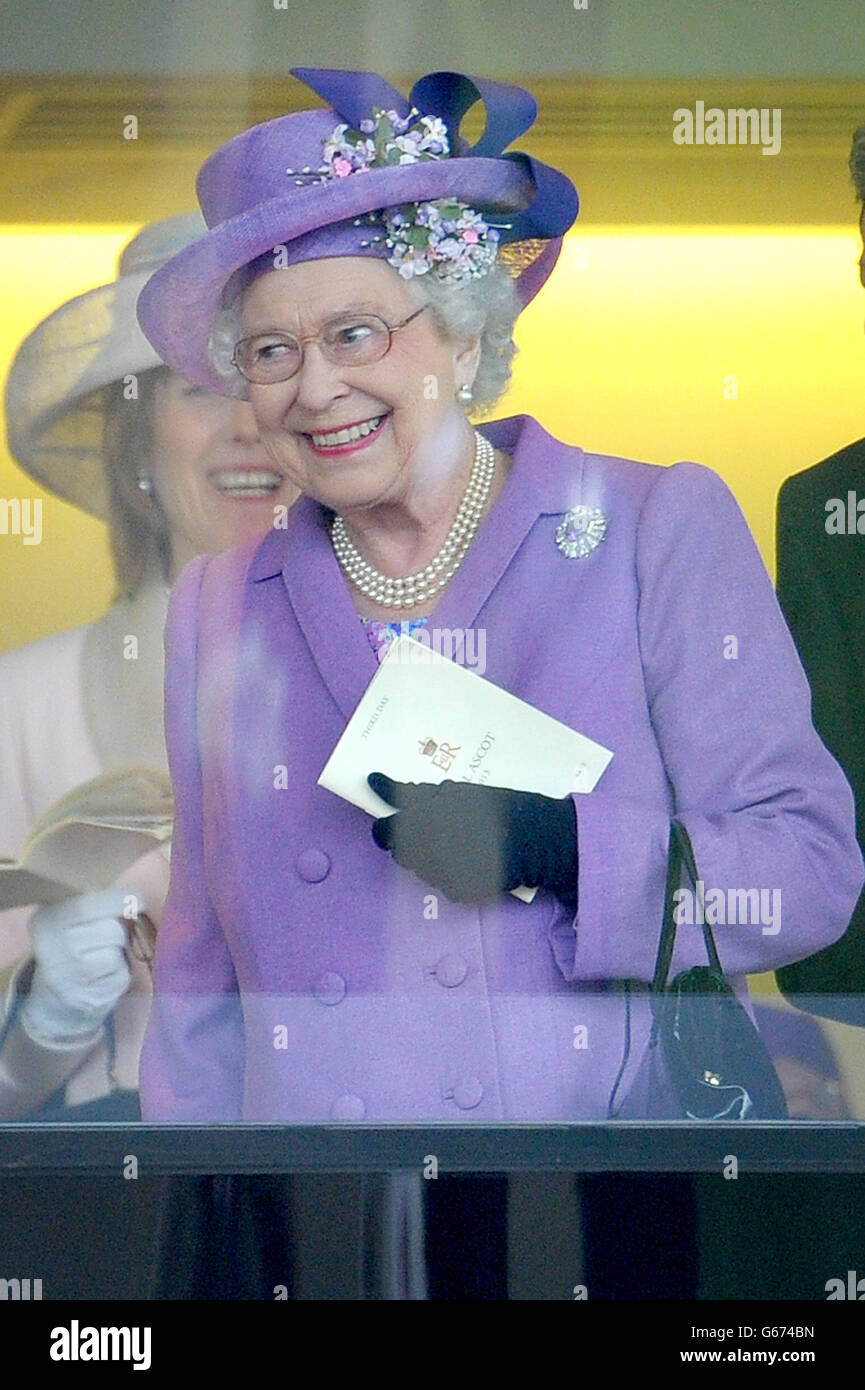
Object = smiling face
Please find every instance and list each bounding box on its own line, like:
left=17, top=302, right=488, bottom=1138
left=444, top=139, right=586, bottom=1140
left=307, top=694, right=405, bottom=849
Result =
left=238, top=257, right=480, bottom=515
left=148, top=370, right=299, bottom=576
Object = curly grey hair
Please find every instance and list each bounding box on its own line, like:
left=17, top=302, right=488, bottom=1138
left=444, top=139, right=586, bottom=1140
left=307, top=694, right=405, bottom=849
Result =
left=403, top=262, right=521, bottom=412
left=208, top=258, right=521, bottom=414
left=850, top=126, right=865, bottom=202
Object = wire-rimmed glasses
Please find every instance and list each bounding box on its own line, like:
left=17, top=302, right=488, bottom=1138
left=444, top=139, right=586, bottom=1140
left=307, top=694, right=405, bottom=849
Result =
left=232, top=305, right=428, bottom=385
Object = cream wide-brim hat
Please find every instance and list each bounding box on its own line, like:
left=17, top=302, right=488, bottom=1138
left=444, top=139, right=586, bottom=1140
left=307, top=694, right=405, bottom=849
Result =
left=4, top=212, right=206, bottom=519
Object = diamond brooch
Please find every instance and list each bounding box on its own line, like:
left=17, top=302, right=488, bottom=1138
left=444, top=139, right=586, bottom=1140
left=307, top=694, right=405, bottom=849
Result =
left=555, top=506, right=607, bottom=559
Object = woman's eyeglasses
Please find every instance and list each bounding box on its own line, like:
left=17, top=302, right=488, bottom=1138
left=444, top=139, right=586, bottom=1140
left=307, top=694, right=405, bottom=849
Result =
left=232, top=305, right=428, bottom=385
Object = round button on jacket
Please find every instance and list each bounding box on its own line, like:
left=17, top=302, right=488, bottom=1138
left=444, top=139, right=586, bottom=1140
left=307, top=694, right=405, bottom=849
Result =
left=296, top=849, right=331, bottom=883
left=314, top=971, right=346, bottom=1005
left=433, top=954, right=468, bottom=988
left=452, top=1077, right=484, bottom=1110
left=331, top=1093, right=366, bottom=1120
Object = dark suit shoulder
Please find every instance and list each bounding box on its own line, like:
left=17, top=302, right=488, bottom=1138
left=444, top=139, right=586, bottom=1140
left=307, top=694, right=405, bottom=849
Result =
left=780, top=438, right=865, bottom=508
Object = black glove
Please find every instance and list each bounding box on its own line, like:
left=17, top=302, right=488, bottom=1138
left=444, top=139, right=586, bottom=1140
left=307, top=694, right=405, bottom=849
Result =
left=367, top=772, right=579, bottom=908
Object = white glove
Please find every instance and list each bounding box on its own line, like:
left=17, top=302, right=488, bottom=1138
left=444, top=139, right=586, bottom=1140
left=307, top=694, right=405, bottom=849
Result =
left=19, top=891, right=132, bottom=1051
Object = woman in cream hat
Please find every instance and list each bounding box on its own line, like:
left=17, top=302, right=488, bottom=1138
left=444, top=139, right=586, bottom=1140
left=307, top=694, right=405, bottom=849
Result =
left=0, top=212, right=298, bottom=1122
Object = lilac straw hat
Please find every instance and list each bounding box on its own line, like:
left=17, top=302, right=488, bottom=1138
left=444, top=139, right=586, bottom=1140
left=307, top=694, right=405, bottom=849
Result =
left=137, top=67, right=579, bottom=396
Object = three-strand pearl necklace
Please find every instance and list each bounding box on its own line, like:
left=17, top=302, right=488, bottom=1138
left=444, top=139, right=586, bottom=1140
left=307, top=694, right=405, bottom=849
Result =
left=330, top=429, right=496, bottom=609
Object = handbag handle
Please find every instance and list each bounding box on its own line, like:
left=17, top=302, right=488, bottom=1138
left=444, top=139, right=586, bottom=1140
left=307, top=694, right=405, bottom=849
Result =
left=651, top=820, right=724, bottom=992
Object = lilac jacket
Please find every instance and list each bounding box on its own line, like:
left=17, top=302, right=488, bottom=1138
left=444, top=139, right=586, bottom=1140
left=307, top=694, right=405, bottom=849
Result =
left=140, top=415, right=863, bottom=1122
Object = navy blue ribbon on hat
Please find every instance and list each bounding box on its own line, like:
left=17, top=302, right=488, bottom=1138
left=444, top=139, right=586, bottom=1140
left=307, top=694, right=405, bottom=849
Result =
left=409, top=71, right=538, bottom=159
left=290, top=66, right=578, bottom=241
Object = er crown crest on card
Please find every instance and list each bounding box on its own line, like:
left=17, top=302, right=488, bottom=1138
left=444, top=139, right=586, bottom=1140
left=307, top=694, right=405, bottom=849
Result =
left=419, top=737, right=460, bottom=771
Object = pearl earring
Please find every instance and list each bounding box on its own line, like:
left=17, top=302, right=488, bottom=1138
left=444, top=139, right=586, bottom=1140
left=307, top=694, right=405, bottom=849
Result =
left=136, top=473, right=154, bottom=495
left=456, top=384, right=473, bottom=404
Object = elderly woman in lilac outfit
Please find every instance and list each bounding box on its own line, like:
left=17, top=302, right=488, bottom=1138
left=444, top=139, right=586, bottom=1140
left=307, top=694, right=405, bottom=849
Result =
left=136, top=68, right=863, bottom=1125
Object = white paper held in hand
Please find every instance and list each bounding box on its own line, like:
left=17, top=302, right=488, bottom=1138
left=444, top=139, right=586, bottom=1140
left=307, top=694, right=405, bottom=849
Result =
left=317, top=635, right=613, bottom=903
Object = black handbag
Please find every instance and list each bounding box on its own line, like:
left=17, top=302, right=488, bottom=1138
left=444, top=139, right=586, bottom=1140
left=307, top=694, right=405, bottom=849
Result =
left=645, top=821, right=788, bottom=1121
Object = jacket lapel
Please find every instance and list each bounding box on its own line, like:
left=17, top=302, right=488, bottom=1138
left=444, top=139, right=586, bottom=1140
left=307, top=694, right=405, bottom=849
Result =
left=431, top=415, right=585, bottom=633
left=252, top=499, right=379, bottom=722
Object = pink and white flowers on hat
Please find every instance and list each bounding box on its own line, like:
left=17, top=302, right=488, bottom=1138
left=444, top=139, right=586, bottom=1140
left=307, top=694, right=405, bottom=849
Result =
left=321, top=107, right=450, bottom=174
left=318, top=106, right=500, bottom=282
left=383, top=199, right=500, bottom=281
